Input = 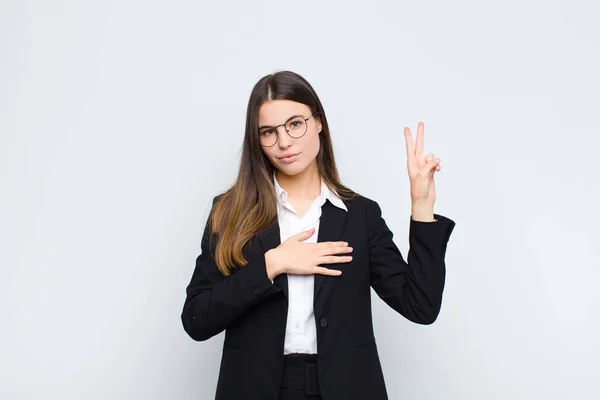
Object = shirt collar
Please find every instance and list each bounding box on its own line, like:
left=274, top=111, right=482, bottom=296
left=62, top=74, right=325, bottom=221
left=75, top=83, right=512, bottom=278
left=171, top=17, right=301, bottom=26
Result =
left=273, top=173, right=348, bottom=212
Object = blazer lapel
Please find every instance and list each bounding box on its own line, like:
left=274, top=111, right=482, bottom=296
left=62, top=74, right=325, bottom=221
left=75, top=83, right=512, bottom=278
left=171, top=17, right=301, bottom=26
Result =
left=314, top=199, right=348, bottom=302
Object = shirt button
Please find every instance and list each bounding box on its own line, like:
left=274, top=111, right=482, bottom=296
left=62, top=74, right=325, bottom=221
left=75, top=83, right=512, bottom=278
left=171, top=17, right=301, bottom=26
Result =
left=320, top=317, right=328, bottom=328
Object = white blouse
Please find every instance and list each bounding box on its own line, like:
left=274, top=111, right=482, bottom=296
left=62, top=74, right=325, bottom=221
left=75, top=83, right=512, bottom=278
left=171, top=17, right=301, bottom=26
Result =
left=273, top=174, right=348, bottom=355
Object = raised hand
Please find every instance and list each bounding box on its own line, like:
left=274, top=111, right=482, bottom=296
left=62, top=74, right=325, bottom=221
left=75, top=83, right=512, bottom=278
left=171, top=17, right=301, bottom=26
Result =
left=264, top=227, right=353, bottom=279
left=404, top=121, right=440, bottom=204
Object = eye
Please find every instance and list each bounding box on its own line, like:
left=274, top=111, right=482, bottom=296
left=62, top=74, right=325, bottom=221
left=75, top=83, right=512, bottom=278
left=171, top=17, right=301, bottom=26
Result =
left=290, top=121, right=299, bottom=128
left=261, top=129, right=274, bottom=136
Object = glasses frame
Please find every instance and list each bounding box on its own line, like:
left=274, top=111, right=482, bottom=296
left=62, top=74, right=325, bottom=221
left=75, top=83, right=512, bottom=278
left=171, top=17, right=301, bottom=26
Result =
left=259, top=113, right=318, bottom=147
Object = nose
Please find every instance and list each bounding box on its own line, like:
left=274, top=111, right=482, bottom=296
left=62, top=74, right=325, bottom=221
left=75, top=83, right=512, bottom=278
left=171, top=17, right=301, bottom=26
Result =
left=276, top=126, right=292, bottom=148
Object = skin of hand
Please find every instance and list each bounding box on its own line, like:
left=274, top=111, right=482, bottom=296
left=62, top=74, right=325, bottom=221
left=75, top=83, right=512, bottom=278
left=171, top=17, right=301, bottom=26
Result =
left=404, top=122, right=441, bottom=221
left=265, top=227, right=353, bottom=279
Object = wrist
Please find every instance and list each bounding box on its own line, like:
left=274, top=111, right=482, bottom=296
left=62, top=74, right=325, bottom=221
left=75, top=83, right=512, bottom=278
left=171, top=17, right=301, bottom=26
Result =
left=411, top=200, right=435, bottom=222
left=265, top=249, right=283, bottom=280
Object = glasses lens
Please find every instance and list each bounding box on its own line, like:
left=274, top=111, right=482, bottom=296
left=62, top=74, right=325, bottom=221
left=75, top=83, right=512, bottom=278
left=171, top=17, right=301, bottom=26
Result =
left=259, top=128, right=277, bottom=147
left=286, top=117, right=307, bottom=138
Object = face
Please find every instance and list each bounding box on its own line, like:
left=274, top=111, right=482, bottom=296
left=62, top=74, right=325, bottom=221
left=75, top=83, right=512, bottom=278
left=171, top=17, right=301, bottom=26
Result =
left=258, top=99, right=323, bottom=177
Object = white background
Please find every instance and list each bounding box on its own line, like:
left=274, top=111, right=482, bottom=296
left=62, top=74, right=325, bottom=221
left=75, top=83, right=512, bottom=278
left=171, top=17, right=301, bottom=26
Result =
left=1, top=0, right=599, bottom=399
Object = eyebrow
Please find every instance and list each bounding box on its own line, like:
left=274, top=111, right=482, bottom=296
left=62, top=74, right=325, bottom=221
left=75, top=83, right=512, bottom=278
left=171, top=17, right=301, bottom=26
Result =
left=258, top=114, right=304, bottom=130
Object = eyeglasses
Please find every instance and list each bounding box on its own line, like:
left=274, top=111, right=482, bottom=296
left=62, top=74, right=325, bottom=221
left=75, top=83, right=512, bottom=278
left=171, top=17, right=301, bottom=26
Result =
left=259, top=113, right=317, bottom=147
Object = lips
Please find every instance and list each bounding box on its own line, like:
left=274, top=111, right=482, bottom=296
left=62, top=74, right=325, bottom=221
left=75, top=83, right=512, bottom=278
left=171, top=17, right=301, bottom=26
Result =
left=279, top=153, right=299, bottom=164
left=279, top=153, right=299, bottom=160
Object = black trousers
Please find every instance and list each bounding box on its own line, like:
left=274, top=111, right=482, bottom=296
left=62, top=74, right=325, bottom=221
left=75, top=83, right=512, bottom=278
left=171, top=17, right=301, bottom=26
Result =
left=278, top=353, right=322, bottom=400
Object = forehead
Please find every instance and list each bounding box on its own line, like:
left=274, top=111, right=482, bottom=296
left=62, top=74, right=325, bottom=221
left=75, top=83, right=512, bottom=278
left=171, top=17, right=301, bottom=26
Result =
left=258, top=100, right=311, bottom=126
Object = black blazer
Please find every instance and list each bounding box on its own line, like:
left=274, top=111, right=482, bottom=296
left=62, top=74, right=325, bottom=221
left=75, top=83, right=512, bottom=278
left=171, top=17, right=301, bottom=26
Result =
left=181, top=193, right=455, bottom=400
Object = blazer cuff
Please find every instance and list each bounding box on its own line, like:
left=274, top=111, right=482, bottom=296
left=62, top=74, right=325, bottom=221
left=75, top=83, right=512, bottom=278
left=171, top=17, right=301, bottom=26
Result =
left=232, top=251, right=279, bottom=299
left=410, top=213, right=456, bottom=245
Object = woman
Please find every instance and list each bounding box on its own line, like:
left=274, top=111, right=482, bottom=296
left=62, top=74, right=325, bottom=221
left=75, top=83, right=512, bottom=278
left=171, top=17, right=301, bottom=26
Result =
left=181, top=70, right=456, bottom=400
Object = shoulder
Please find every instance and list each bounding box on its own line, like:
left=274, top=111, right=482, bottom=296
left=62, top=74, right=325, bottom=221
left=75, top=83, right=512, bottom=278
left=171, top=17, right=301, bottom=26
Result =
left=212, top=193, right=225, bottom=206
left=210, top=191, right=232, bottom=208
left=341, top=192, right=381, bottom=215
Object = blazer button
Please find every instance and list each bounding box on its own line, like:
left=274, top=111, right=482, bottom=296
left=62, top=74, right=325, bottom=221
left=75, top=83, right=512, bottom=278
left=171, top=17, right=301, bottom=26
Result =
left=320, top=317, right=328, bottom=328
left=253, top=287, right=261, bottom=295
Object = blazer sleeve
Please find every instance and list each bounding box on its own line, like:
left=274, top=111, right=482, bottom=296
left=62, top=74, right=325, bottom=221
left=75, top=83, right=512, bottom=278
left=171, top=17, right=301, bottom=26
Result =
left=181, top=196, right=280, bottom=341
left=366, top=199, right=456, bottom=324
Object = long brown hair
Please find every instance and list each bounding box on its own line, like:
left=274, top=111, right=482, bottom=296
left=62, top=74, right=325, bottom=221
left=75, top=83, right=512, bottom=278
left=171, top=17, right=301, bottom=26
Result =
left=209, top=71, right=356, bottom=275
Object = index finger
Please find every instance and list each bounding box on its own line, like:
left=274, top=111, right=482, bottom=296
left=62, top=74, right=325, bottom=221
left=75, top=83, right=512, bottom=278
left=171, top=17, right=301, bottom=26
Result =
left=314, top=241, right=348, bottom=250
left=404, top=127, right=414, bottom=159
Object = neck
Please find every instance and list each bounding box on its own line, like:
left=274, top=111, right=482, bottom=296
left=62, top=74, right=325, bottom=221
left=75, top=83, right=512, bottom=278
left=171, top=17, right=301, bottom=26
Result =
left=275, top=161, right=321, bottom=200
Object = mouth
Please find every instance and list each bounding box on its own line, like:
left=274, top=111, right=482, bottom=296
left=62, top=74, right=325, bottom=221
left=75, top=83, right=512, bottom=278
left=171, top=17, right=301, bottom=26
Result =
left=279, top=153, right=299, bottom=163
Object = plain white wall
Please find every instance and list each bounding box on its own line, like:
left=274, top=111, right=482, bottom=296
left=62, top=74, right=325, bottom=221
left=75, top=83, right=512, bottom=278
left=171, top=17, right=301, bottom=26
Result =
left=1, top=0, right=599, bottom=398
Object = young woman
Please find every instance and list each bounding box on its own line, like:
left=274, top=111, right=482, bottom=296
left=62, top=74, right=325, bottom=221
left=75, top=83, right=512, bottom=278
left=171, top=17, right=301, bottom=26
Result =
left=181, top=71, right=456, bottom=400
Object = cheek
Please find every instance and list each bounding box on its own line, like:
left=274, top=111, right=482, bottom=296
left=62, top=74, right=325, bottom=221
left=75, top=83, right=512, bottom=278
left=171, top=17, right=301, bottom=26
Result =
left=309, top=133, right=321, bottom=156
left=262, top=148, right=277, bottom=162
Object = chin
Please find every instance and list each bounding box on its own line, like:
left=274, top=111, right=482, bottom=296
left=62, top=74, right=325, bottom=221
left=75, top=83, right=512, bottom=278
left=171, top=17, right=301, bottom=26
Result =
left=278, top=166, right=304, bottom=176
left=275, top=161, right=307, bottom=176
